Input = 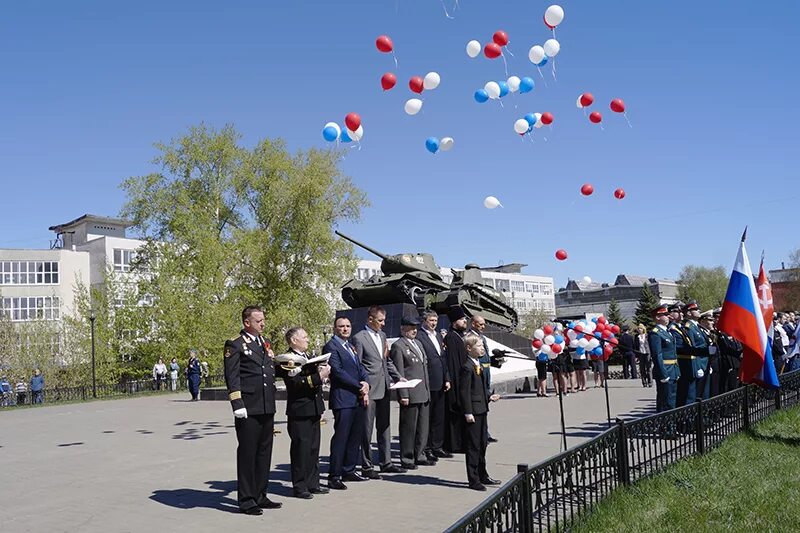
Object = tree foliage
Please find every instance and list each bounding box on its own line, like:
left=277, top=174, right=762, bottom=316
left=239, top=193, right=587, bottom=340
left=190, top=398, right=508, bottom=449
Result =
left=606, top=299, right=626, bottom=329
left=516, top=308, right=554, bottom=339
left=634, top=285, right=658, bottom=330
left=677, top=265, right=728, bottom=312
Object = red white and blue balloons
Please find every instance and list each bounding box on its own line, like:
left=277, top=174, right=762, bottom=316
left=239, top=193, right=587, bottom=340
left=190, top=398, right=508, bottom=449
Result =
left=544, top=5, right=565, bottom=29
left=566, top=316, right=617, bottom=360
left=532, top=323, right=566, bottom=360
left=322, top=122, right=340, bottom=142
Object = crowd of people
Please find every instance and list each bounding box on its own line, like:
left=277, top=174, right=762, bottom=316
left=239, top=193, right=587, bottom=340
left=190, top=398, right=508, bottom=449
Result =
left=151, top=352, right=210, bottom=399
left=0, top=368, right=45, bottom=407
left=223, top=304, right=502, bottom=515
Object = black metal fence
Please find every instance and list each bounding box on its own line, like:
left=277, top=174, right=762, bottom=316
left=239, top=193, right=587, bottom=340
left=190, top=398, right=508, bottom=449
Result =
left=0, top=374, right=226, bottom=408
left=447, top=370, right=800, bottom=533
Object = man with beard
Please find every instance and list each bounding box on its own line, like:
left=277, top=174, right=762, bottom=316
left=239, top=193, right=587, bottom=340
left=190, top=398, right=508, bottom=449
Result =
left=443, top=306, right=470, bottom=454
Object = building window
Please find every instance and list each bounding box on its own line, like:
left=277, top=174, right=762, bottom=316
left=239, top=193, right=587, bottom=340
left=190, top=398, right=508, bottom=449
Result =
left=525, top=282, right=540, bottom=293
left=0, top=261, right=59, bottom=285
left=541, top=284, right=553, bottom=295
left=1, top=296, right=60, bottom=321
left=510, top=280, right=525, bottom=293
left=113, top=249, right=136, bottom=272
left=495, top=279, right=510, bottom=292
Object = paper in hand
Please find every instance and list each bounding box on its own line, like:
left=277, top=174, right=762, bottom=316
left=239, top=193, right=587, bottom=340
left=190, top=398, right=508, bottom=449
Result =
left=390, top=379, right=422, bottom=390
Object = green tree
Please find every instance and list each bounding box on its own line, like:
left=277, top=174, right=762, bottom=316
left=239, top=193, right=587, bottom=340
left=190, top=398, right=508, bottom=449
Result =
left=516, top=308, right=553, bottom=338
left=606, top=298, right=626, bottom=329
left=678, top=265, right=728, bottom=312
left=634, top=284, right=658, bottom=330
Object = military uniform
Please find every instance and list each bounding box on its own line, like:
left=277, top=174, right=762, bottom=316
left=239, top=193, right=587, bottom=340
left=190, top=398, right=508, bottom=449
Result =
left=670, top=317, right=698, bottom=407
left=224, top=329, right=277, bottom=513
left=648, top=307, right=680, bottom=412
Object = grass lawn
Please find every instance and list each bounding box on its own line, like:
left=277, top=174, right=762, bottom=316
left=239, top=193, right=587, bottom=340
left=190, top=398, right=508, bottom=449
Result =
left=573, top=406, right=800, bottom=532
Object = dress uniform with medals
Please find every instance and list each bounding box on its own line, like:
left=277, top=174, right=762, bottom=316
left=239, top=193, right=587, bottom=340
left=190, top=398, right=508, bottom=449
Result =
left=648, top=304, right=680, bottom=412
left=699, top=311, right=719, bottom=397
left=224, top=325, right=279, bottom=515
left=682, top=301, right=712, bottom=401
left=670, top=304, right=698, bottom=407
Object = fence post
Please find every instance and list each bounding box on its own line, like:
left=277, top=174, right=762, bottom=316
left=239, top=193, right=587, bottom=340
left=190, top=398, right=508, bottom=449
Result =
left=695, top=398, right=705, bottom=455
left=775, top=387, right=782, bottom=411
left=615, top=418, right=630, bottom=486
left=517, top=464, right=533, bottom=533
left=742, top=386, right=750, bottom=431
left=81, top=386, right=86, bottom=401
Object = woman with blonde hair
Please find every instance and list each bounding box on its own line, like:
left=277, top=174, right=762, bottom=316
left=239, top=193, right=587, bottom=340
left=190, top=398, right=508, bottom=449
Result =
left=633, top=324, right=652, bottom=388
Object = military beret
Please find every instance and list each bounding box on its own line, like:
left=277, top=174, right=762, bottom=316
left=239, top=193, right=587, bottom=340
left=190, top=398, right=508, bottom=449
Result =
left=401, top=315, right=421, bottom=327
left=447, top=306, right=467, bottom=322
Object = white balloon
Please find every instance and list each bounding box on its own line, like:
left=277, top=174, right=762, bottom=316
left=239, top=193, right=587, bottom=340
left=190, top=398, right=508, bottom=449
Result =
left=567, top=330, right=577, bottom=340
left=586, top=321, right=596, bottom=332
left=544, top=335, right=556, bottom=345
left=347, top=125, right=364, bottom=141
left=404, top=98, right=423, bottom=115
left=507, top=76, right=521, bottom=92
left=324, top=122, right=341, bottom=137
left=588, top=338, right=600, bottom=350
left=484, top=81, right=501, bottom=100
left=582, top=276, right=592, bottom=283
left=440, top=137, right=454, bottom=152
left=576, top=96, right=583, bottom=108
left=533, top=329, right=545, bottom=340
left=514, top=118, right=529, bottom=134
left=578, top=338, right=589, bottom=349
left=528, top=45, right=545, bottom=65
left=533, top=112, right=543, bottom=129
left=483, top=195, right=502, bottom=209
left=423, top=72, right=441, bottom=90
left=544, top=39, right=560, bottom=58
left=541, top=344, right=552, bottom=353
left=466, top=40, right=481, bottom=58
left=544, top=5, right=565, bottom=28
left=569, top=340, right=579, bottom=348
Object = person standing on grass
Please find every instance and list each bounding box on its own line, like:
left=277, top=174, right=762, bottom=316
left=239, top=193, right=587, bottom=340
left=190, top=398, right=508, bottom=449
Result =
left=169, top=358, right=180, bottom=391
left=30, top=369, right=44, bottom=404
left=152, top=358, right=167, bottom=390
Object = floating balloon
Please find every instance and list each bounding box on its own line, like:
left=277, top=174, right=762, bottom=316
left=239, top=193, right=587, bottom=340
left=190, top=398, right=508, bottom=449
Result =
left=614, top=188, right=626, bottom=199
left=404, top=98, right=423, bottom=115
left=423, top=72, right=441, bottom=90
left=524, top=113, right=537, bottom=126
left=543, top=39, right=560, bottom=58
left=493, top=30, right=509, bottom=47
left=425, top=137, right=440, bottom=154
left=347, top=125, right=364, bottom=142
left=541, top=112, right=554, bottom=125
left=322, top=123, right=340, bottom=142
left=533, top=112, right=544, bottom=128
left=466, top=40, right=481, bottom=58
left=579, top=92, right=594, bottom=107
left=514, top=118, right=529, bottom=134
left=484, top=42, right=502, bottom=59
left=484, top=81, right=501, bottom=99
left=376, top=35, right=393, bottom=53
left=544, top=5, right=565, bottom=28
left=589, top=111, right=603, bottom=124
left=582, top=276, right=592, bottom=283
left=580, top=183, right=594, bottom=196
left=381, top=72, right=397, bottom=91
left=519, top=77, right=535, bottom=93
left=339, top=129, right=352, bottom=143
left=483, top=196, right=502, bottom=209
left=498, top=81, right=510, bottom=98
left=345, top=113, right=361, bottom=132
left=528, top=45, right=546, bottom=65
left=507, top=76, right=521, bottom=92
left=555, top=249, right=568, bottom=261
left=474, top=89, right=489, bottom=103
left=440, top=137, right=454, bottom=152
left=610, top=98, right=626, bottom=113
left=409, top=76, right=424, bottom=94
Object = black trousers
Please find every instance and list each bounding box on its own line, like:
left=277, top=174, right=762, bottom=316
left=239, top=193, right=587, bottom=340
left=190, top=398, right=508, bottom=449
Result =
left=235, top=413, right=274, bottom=510
left=399, top=402, right=430, bottom=467
left=288, top=416, right=321, bottom=493
left=464, top=413, right=488, bottom=486
left=639, top=355, right=652, bottom=386
left=329, top=406, right=365, bottom=479
left=622, top=354, right=637, bottom=379
left=427, top=389, right=446, bottom=452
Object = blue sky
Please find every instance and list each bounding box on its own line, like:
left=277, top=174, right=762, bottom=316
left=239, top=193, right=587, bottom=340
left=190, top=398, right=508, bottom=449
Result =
left=1, top=1, right=798, bottom=288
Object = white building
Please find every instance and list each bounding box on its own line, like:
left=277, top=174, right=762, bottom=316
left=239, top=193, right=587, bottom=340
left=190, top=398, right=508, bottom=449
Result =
left=355, top=260, right=555, bottom=315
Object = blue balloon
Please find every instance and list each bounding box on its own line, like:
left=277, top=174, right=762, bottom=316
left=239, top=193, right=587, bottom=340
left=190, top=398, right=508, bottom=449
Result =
left=524, top=113, right=537, bottom=126
left=339, top=129, right=352, bottom=143
left=594, top=332, right=602, bottom=339
left=567, top=322, right=575, bottom=329
left=537, top=352, right=548, bottom=362
left=554, top=335, right=564, bottom=345
left=592, top=347, right=603, bottom=356
left=575, top=347, right=585, bottom=355
left=474, top=89, right=489, bottom=103
left=592, top=317, right=598, bottom=323
left=498, top=81, right=509, bottom=98
left=519, top=77, right=535, bottom=94
left=322, top=126, right=339, bottom=142
left=537, top=56, right=548, bottom=67
left=425, top=137, right=440, bottom=154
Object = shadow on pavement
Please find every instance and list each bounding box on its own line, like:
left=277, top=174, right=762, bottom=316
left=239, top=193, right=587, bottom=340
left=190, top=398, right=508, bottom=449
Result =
left=149, top=480, right=240, bottom=513
left=379, top=472, right=470, bottom=489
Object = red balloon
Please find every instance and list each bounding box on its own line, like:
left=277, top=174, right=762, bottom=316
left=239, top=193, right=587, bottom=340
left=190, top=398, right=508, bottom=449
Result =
left=574, top=324, right=584, bottom=333
left=409, top=76, right=424, bottom=94
left=597, top=316, right=607, bottom=324
left=584, top=333, right=594, bottom=340
left=609, top=338, right=619, bottom=346
left=602, top=330, right=613, bottom=339
left=610, top=98, right=626, bottom=113
left=532, top=339, right=543, bottom=349
left=555, top=249, right=568, bottom=261
left=484, top=42, right=502, bottom=59
left=541, top=112, right=554, bottom=125
left=589, top=112, right=602, bottom=124
left=611, top=325, right=621, bottom=334
left=493, top=30, right=509, bottom=46
left=345, top=113, right=361, bottom=132
left=614, top=188, right=626, bottom=199
left=580, top=93, right=594, bottom=107
left=543, top=325, right=554, bottom=335
left=595, top=323, right=605, bottom=332
left=580, top=183, right=594, bottom=196
left=376, top=35, right=393, bottom=53
left=551, top=343, right=563, bottom=354
left=380, top=72, right=397, bottom=91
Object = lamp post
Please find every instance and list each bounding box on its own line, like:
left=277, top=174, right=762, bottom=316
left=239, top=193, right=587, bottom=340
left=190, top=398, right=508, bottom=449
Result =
left=89, top=309, right=97, bottom=399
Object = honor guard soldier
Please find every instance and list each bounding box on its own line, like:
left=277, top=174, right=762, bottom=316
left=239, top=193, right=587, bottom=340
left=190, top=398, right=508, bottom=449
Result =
left=669, top=303, right=697, bottom=407
left=224, top=306, right=281, bottom=515
left=648, top=304, right=680, bottom=412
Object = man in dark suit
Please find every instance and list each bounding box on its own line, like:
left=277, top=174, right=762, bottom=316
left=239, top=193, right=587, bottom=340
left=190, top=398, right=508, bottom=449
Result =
left=324, top=317, right=370, bottom=490
left=350, top=305, right=406, bottom=478
left=390, top=316, right=432, bottom=469
left=619, top=326, right=637, bottom=380
left=418, top=310, right=451, bottom=462
left=223, top=306, right=282, bottom=515
left=277, top=327, right=330, bottom=499
left=470, top=315, right=498, bottom=443
left=443, top=306, right=470, bottom=454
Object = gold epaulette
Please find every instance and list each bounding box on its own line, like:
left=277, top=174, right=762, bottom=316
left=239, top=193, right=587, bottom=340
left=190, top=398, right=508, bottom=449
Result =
left=651, top=328, right=659, bottom=334
left=229, top=391, right=241, bottom=401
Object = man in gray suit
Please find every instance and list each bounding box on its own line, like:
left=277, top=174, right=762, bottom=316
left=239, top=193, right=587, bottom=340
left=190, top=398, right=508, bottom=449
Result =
left=390, top=316, right=432, bottom=470
left=350, top=305, right=406, bottom=478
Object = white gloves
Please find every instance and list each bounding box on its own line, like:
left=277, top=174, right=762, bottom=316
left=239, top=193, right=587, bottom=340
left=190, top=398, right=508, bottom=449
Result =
left=708, top=346, right=717, bottom=355
left=234, top=408, right=248, bottom=419
left=660, top=378, right=669, bottom=383
left=696, top=368, right=704, bottom=379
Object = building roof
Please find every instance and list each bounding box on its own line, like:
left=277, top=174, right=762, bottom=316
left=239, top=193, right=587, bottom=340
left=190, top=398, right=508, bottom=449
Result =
left=481, top=263, right=528, bottom=274
left=49, top=214, right=132, bottom=233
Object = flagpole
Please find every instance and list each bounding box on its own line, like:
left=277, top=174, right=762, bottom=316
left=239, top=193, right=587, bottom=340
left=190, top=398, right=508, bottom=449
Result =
left=741, top=226, right=748, bottom=242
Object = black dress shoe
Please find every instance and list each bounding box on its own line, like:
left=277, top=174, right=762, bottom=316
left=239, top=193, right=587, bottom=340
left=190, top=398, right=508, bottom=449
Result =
left=242, top=506, right=263, bottom=515
left=328, top=478, right=348, bottom=490
left=381, top=464, right=407, bottom=474
left=361, top=469, right=382, bottom=480
left=433, top=449, right=453, bottom=458
left=310, top=486, right=329, bottom=494
left=487, top=436, right=499, bottom=443
left=425, top=453, right=439, bottom=463
left=257, top=498, right=282, bottom=509
left=343, top=472, right=368, bottom=482
left=415, top=459, right=433, bottom=466
left=469, top=483, right=487, bottom=491
left=480, top=477, right=501, bottom=486
left=401, top=463, right=417, bottom=470
left=294, top=491, right=313, bottom=499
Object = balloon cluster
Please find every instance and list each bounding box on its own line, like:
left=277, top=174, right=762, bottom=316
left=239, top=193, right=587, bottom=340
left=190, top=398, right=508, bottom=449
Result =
left=580, top=183, right=626, bottom=200
left=474, top=75, right=535, bottom=103
left=577, top=92, right=629, bottom=127
left=513, top=111, right=553, bottom=136
left=322, top=113, right=364, bottom=144
left=465, top=29, right=511, bottom=61
left=426, top=136, right=454, bottom=154
left=531, top=323, right=567, bottom=361
left=565, top=316, right=619, bottom=361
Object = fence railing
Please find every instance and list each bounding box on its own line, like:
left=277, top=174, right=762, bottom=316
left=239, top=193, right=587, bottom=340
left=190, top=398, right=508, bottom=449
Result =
left=446, top=370, right=800, bottom=533
left=0, top=374, right=226, bottom=408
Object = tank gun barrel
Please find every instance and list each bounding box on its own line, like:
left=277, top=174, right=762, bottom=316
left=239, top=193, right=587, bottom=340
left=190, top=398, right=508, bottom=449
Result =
left=335, top=231, right=389, bottom=261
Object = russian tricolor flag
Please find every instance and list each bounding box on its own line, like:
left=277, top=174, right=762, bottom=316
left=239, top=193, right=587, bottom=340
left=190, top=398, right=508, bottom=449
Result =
left=717, top=231, right=780, bottom=388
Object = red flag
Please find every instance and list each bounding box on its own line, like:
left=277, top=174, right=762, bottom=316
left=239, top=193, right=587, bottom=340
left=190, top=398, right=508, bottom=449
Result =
left=756, top=260, right=774, bottom=333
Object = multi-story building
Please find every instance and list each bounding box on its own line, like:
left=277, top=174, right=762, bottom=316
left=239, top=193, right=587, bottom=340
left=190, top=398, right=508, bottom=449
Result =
left=354, top=259, right=556, bottom=316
